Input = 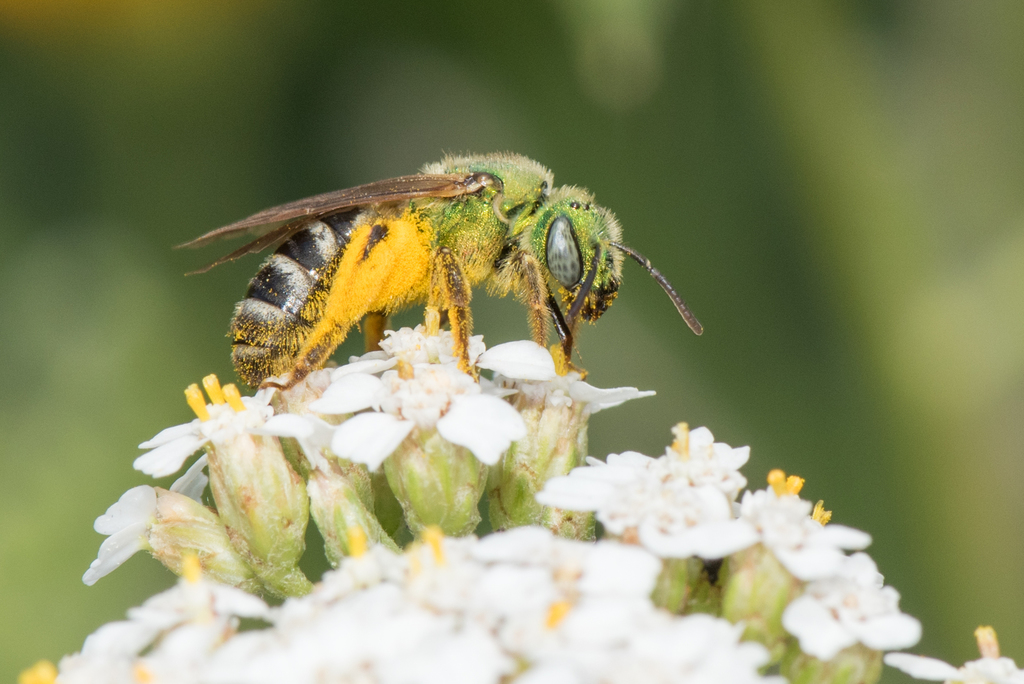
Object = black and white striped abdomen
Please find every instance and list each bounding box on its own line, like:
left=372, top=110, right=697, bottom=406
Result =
left=230, top=210, right=357, bottom=385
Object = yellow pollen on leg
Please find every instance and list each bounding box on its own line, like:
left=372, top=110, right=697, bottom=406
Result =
left=549, top=343, right=569, bottom=377
left=202, top=374, right=227, bottom=404
left=545, top=600, right=572, bottom=629
left=18, top=660, right=57, bottom=684
left=222, top=384, right=247, bottom=413
left=670, top=422, right=691, bottom=459
left=422, top=525, right=446, bottom=566
left=813, top=500, right=832, bottom=525
left=182, top=551, right=202, bottom=584
left=975, top=626, right=1000, bottom=659
left=184, top=384, right=211, bottom=421
left=347, top=525, right=368, bottom=558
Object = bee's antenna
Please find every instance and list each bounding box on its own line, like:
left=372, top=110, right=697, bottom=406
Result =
left=608, top=241, right=703, bottom=335
left=566, top=248, right=601, bottom=328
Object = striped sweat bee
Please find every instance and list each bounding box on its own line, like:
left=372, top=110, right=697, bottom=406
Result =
left=181, top=153, right=702, bottom=389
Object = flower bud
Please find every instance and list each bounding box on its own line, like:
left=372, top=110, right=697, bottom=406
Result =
left=651, top=557, right=728, bottom=615
left=148, top=488, right=262, bottom=593
left=722, top=543, right=802, bottom=663
left=383, top=427, right=488, bottom=536
left=206, top=432, right=311, bottom=597
left=307, top=462, right=399, bottom=567
left=781, top=643, right=882, bottom=684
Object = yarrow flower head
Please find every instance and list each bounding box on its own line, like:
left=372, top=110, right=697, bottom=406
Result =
left=782, top=552, right=922, bottom=661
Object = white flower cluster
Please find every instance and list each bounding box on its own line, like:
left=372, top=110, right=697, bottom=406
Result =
left=537, top=425, right=921, bottom=662
left=64, top=528, right=780, bottom=684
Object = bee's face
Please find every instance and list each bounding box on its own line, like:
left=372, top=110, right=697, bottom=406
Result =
left=530, top=190, right=623, bottom=323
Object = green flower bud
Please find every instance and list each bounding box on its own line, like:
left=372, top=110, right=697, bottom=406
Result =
left=308, top=461, right=399, bottom=567
left=722, top=543, right=803, bottom=663
left=781, top=643, right=882, bottom=684
left=383, top=427, right=488, bottom=537
left=207, top=432, right=312, bottom=597
left=651, top=557, right=729, bottom=615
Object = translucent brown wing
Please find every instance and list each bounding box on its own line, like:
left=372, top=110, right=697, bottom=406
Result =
left=179, top=172, right=494, bottom=274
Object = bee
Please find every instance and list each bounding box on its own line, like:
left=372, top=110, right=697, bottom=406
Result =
left=181, top=153, right=702, bottom=389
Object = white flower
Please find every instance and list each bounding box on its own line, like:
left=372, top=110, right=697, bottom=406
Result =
left=479, top=340, right=655, bottom=413
left=739, top=488, right=871, bottom=580
left=82, top=486, right=158, bottom=586
left=133, top=391, right=273, bottom=478
left=254, top=413, right=336, bottom=471
left=782, top=552, right=921, bottom=660
left=378, top=324, right=485, bottom=367
left=885, top=653, right=1024, bottom=684
left=322, top=361, right=525, bottom=471
left=667, top=424, right=750, bottom=501
left=537, top=451, right=758, bottom=559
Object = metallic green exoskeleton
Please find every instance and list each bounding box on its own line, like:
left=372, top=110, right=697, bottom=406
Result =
left=181, top=152, right=702, bottom=387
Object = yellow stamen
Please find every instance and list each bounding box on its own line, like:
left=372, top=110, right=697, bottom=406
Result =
left=347, top=525, right=368, bottom=558
left=18, top=660, right=57, bottom=684
left=222, top=384, right=247, bottom=413
left=396, top=359, right=415, bottom=380
left=670, top=422, right=691, bottom=459
left=786, top=475, right=805, bottom=496
left=975, top=626, right=1000, bottom=659
left=812, top=500, right=832, bottom=525
left=549, top=343, right=569, bottom=377
left=422, top=525, right=446, bottom=566
left=767, top=469, right=787, bottom=495
left=185, top=384, right=210, bottom=421
left=202, top=374, right=227, bottom=404
left=545, top=600, right=572, bottom=629
left=182, top=552, right=202, bottom=584
left=132, top=663, right=154, bottom=683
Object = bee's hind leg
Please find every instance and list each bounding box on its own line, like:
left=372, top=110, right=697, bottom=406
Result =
left=430, top=247, right=474, bottom=375
left=362, top=311, right=390, bottom=352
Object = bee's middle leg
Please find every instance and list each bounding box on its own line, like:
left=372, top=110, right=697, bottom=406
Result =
left=261, top=323, right=352, bottom=390
left=362, top=311, right=389, bottom=352
left=430, top=246, right=473, bottom=373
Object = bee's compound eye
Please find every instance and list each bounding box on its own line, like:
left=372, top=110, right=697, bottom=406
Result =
left=546, top=215, right=582, bottom=288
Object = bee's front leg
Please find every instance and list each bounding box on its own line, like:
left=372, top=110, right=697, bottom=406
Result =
left=429, top=246, right=474, bottom=375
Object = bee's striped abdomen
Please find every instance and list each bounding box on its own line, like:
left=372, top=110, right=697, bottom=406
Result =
left=230, top=210, right=358, bottom=385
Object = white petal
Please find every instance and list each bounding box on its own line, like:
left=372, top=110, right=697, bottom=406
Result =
left=436, top=394, right=526, bottom=465
left=94, top=486, right=158, bottom=535
left=813, top=524, right=872, bottom=550
left=774, top=545, right=848, bottom=581
left=579, top=543, right=662, bottom=597
left=209, top=584, right=271, bottom=619
left=138, top=421, right=198, bottom=449
left=170, top=454, right=209, bottom=502
left=782, top=595, right=857, bottom=660
left=332, top=413, right=414, bottom=471
left=82, top=521, right=150, bottom=586
left=471, top=527, right=555, bottom=562
left=567, top=382, right=655, bottom=412
left=256, top=413, right=315, bottom=439
left=331, top=357, right=396, bottom=379
left=535, top=476, right=617, bottom=510
left=134, top=435, right=208, bottom=478
left=883, top=654, right=961, bottom=681
left=638, top=519, right=758, bottom=559
left=310, top=373, right=385, bottom=414
left=477, top=340, right=557, bottom=381
left=854, top=613, right=922, bottom=651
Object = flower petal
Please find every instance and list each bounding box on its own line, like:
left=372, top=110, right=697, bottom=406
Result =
left=332, top=413, right=414, bottom=471
left=170, top=454, right=209, bottom=503
left=138, top=421, right=199, bottom=449
left=535, top=475, right=618, bottom=511
left=782, top=595, right=857, bottom=660
left=883, top=653, right=961, bottom=681
left=310, top=373, right=385, bottom=414
left=813, top=524, right=872, bottom=551
left=82, top=521, right=151, bottom=586
left=331, top=357, right=397, bottom=379
left=436, top=394, right=526, bottom=465
left=94, top=486, right=158, bottom=535
left=567, top=382, right=655, bottom=412
left=134, top=435, right=208, bottom=478
left=853, top=613, right=922, bottom=651
left=477, top=341, right=557, bottom=381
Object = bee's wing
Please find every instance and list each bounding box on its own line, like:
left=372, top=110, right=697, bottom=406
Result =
left=179, top=172, right=490, bottom=273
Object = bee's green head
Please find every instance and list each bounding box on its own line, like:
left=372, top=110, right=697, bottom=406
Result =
left=529, top=187, right=624, bottom=325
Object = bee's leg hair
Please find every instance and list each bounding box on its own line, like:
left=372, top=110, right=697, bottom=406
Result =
left=430, top=246, right=474, bottom=374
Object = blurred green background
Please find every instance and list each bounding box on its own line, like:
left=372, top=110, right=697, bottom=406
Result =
left=2, top=0, right=1023, bottom=680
